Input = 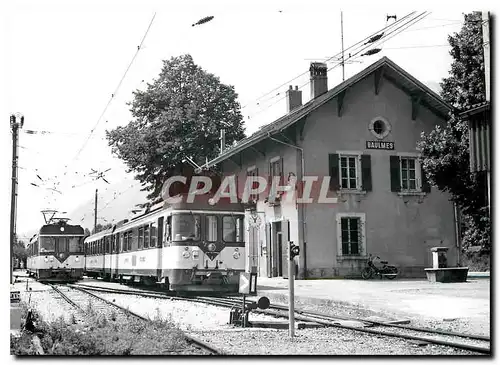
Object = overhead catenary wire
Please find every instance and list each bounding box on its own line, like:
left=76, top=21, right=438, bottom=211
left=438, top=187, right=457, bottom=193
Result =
left=241, top=11, right=417, bottom=110
left=34, top=13, right=214, bottom=199
left=245, top=12, right=422, bottom=119
left=71, top=12, right=157, bottom=164
left=29, top=13, right=157, bottom=204
left=246, top=12, right=429, bottom=121
left=348, top=12, right=431, bottom=62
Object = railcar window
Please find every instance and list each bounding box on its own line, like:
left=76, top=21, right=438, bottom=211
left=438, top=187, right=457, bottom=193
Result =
left=151, top=222, right=157, bottom=247
left=40, top=237, right=55, bottom=252
left=144, top=225, right=150, bottom=248
left=223, top=216, right=244, bottom=242
left=138, top=227, right=144, bottom=249
left=172, top=214, right=200, bottom=241
left=164, top=216, right=172, bottom=246
left=128, top=231, right=133, bottom=251
left=106, top=236, right=111, bottom=253
left=69, top=237, right=82, bottom=252
left=205, top=215, right=218, bottom=242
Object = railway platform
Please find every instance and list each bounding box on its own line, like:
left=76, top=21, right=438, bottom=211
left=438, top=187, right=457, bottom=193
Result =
left=253, top=276, right=490, bottom=324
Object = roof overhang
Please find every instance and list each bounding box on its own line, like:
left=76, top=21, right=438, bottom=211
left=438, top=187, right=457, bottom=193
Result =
left=206, top=56, right=454, bottom=168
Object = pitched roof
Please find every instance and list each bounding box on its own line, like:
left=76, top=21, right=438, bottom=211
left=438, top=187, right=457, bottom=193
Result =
left=206, top=56, right=453, bottom=168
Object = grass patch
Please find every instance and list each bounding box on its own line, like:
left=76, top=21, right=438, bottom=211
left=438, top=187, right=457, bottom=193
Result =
left=11, top=301, right=201, bottom=355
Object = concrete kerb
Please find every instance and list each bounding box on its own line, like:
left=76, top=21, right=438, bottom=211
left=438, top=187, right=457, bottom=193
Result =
left=468, top=272, right=490, bottom=278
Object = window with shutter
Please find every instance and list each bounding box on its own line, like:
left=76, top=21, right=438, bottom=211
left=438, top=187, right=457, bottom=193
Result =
left=336, top=213, right=366, bottom=258
left=269, top=157, right=283, bottom=201
left=392, top=154, right=428, bottom=194
left=247, top=167, right=259, bottom=202
left=332, top=151, right=365, bottom=192
left=340, top=217, right=360, bottom=255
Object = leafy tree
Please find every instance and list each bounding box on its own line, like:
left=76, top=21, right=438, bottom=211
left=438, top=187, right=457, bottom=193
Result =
left=417, top=12, right=489, bottom=252
left=107, top=54, right=246, bottom=199
left=92, top=223, right=113, bottom=235
left=13, top=237, right=28, bottom=266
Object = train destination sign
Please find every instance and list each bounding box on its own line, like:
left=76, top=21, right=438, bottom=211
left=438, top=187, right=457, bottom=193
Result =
left=366, top=141, right=395, bottom=150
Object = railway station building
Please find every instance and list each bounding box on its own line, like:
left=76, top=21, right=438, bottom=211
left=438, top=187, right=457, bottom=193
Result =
left=205, top=56, right=457, bottom=279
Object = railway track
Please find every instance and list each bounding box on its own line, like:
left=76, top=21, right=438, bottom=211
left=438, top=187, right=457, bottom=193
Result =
left=69, top=282, right=490, bottom=355
left=49, top=284, right=223, bottom=355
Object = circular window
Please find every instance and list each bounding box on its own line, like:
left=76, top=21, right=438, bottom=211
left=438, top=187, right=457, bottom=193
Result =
left=369, top=117, right=391, bottom=139
left=373, top=120, right=385, bottom=135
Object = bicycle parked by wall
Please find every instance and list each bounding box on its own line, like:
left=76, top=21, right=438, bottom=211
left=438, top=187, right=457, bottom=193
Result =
left=361, top=254, right=398, bottom=280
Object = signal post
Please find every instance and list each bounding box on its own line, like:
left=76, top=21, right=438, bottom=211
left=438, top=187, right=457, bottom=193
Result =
left=288, top=241, right=300, bottom=337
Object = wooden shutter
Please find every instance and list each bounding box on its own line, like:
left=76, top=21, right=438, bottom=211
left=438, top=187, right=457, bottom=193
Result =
left=280, top=157, right=284, bottom=186
left=329, top=153, right=340, bottom=190
left=361, top=154, right=372, bottom=192
left=253, top=168, right=259, bottom=201
left=421, top=165, right=431, bottom=193
left=390, top=155, right=401, bottom=192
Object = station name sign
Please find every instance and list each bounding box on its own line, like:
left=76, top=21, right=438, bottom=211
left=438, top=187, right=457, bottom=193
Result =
left=366, top=141, right=395, bottom=150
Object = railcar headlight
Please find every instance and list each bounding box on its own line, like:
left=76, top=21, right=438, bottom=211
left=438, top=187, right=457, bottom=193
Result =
left=182, top=250, right=191, bottom=259
left=44, top=257, right=49, bottom=263
left=192, top=250, right=199, bottom=259
left=75, top=257, right=79, bottom=262
left=233, top=251, right=240, bottom=259
left=49, top=257, right=54, bottom=262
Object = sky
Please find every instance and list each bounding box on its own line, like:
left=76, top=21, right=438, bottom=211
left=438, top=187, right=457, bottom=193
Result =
left=0, top=0, right=490, bottom=239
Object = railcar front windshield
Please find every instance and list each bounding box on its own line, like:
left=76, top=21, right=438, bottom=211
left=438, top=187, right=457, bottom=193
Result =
left=69, top=237, right=84, bottom=252
left=222, top=215, right=244, bottom=242
left=172, top=214, right=200, bottom=241
left=40, top=237, right=55, bottom=252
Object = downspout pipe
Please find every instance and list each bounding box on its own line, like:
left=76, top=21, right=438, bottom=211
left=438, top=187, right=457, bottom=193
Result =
left=268, top=133, right=308, bottom=279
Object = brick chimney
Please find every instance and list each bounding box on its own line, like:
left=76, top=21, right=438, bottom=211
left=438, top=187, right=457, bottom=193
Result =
left=286, top=85, right=302, bottom=112
left=310, top=62, right=328, bottom=99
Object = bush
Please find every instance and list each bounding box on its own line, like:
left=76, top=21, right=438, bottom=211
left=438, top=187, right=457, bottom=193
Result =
left=462, top=251, right=490, bottom=272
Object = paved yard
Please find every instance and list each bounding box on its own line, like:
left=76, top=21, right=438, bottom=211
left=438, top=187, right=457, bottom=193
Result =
left=255, top=277, right=490, bottom=321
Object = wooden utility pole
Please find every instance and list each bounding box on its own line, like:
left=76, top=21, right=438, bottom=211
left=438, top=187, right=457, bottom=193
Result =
left=94, top=189, right=98, bottom=233
left=10, top=114, right=23, bottom=284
